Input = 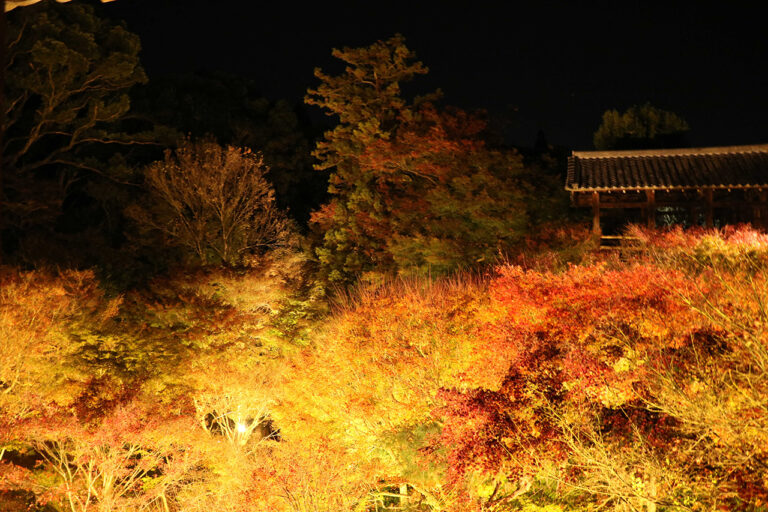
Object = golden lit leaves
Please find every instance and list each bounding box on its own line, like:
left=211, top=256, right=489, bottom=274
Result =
left=0, top=260, right=318, bottom=511
left=0, top=269, right=118, bottom=418
left=4, top=227, right=768, bottom=510
left=279, top=275, right=503, bottom=483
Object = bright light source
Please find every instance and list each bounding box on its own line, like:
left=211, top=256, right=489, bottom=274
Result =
left=236, top=422, right=247, bottom=434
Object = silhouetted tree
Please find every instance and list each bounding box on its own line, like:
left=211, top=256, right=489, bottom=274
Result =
left=593, top=102, right=689, bottom=150
left=2, top=1, right=149, bottom=262
left=132, top=72, right=324, bottom=224
left=128, top=138, right=291, bottom=266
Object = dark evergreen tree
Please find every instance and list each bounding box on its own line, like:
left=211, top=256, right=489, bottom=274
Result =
left=593, top=103, right=690, bottom=150
left=2, top=0, right=152, bottom=263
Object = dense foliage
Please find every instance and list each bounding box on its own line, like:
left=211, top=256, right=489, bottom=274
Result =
left=593, top=103, right=690, bottom=150
left=307, top=35, right=533, bottom=283
left=2, top=4, right=763, bottom=511
left=3, top=227, right=767, bottom=511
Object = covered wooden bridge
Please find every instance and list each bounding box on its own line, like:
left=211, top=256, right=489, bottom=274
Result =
left=565, top=144, right=768, bottom=237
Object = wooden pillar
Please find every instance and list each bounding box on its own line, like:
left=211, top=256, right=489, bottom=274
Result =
left=592, top=191, right=601, bottom=236
left=704, top=188, right=714, bottom=228
left=645, top=190, right=656, bottom=228
left=688, top=205, right=697, bottom=227
left=728, top=190, right=737, bottom=224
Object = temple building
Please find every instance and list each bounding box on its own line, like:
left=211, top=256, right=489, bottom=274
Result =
left=565, top=144, right=768, bottom=237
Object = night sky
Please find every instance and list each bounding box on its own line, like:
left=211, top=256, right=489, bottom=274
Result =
left=102, top=1, right=768, bottom=150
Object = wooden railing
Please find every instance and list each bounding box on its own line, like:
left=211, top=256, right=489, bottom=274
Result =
left=599, top=235, right=641, bottom=250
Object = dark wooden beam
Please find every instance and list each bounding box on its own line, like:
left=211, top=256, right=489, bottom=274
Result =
left=688, top=205, right=697, bottom=226
left=645, top=190, right=656, bottom=228
left=572, top=188, right=768, bottom=231
left=592, top=191, right=601, bottom=236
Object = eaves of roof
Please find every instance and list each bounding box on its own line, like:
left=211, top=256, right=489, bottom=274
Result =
left=566, top=144, right=768, bottom=192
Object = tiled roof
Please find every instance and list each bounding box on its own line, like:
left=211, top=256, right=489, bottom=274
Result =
left=566, top=144, right=768, bottom=191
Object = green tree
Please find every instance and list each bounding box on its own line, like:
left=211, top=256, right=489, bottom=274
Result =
left=593, top=102, right=690, bottom=150
left=305, top=34, right=429, bottom=282
left=307, top=35, right=529, bottom=283
left=1, top=0, right=149, bottom=260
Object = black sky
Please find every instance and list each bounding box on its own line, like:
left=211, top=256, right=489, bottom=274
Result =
left=101, top=0, right=768, bottom=150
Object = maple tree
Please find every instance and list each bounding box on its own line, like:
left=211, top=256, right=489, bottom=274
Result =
left=430, top=227, right=768, bottom=511
left=2, top=227, right=767, bottom=511
left=433, top=263, right=687, bottom=507
left=276, top=275, right=511, bottom=511
left=0, top=261, right=307, bottom=511
left=346, top=105, right=527, bottom=275
left=0, top=268, right=120, bottom=425
left=627, top=226, right=768, bottom=510
left=9, top=405, right=203, bottom=512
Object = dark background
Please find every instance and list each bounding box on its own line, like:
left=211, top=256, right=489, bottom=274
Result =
left=102, top=0, right=767, bottom=150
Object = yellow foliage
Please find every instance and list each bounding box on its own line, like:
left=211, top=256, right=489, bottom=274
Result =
left=278, top=274, right=505, bottom=481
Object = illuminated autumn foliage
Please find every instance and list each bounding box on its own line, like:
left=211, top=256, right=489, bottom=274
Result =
left=432, top=228, right=768, bottom=511
left=4, top=3, right=765, bottom=512
left=0, top=257, right=318, bottom=511
left=2, top=227, right=768, bottom=511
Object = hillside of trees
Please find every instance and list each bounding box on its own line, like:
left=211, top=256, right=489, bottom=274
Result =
left=1, top=3, right=765, bottom=511
left=3, top=225, right=767, bottom=511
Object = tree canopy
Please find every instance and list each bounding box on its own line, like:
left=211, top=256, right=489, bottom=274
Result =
left=131, top=72, right=323, bottom=223
left=593, top=102, right=690, bottom=150
left=1, top=0, right=150, bottom=263
left=128, top=138, right=291, bottom=266
left=307, top=35, right=530, bottom=283
left=3, top=1, right=145, bottom=179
